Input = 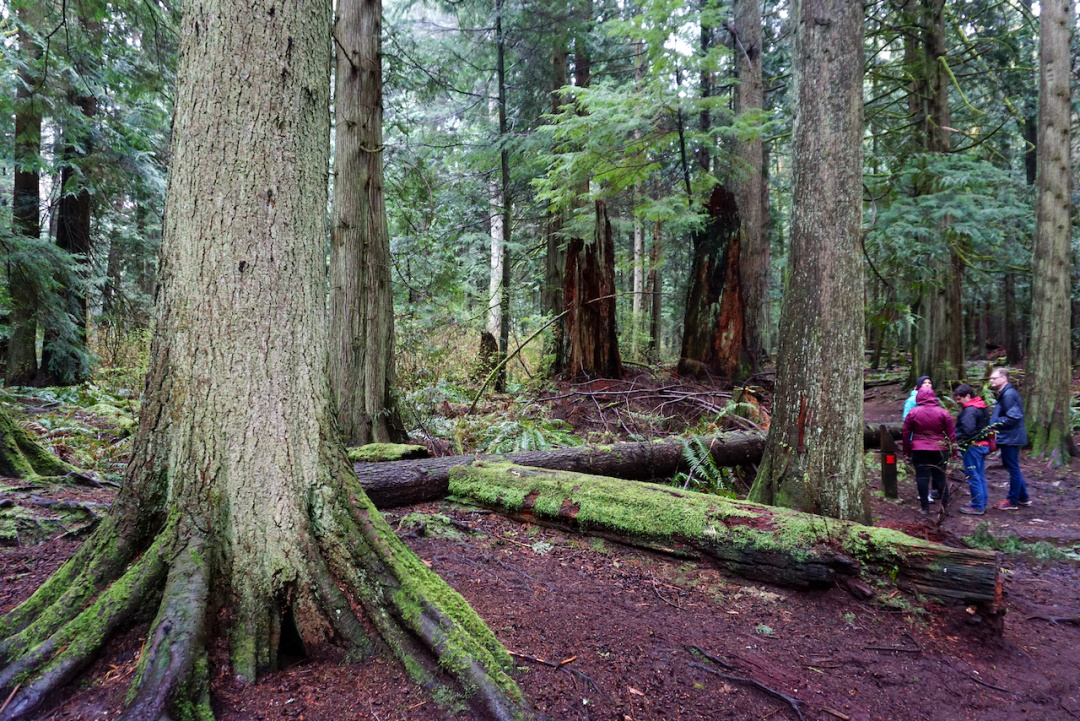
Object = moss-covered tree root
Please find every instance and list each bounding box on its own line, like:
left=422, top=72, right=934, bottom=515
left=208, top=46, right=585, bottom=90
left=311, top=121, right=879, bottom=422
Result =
left=0, top=405, right=92, bottom=483
left=0, top=469, right=528, bottom=721
left=448, top=462, right=1002, bottom=611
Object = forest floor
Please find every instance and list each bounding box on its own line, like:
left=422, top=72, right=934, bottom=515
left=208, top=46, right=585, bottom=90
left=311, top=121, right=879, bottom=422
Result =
left=2, top=373, right=1080, bottom=721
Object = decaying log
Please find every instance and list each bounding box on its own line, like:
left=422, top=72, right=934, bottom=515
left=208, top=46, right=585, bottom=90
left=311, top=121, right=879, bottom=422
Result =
left=446, top=462, right=1002, bottom=610
left=356, top=425, right=902, bottom=509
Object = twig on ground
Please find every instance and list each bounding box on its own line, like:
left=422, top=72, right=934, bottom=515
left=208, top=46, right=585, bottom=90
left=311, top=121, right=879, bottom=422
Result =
left=689, top=662, right=805, bottom=721
left=651, top=579, right=684, bottom=609
left=821, top=709, right=850, bottom=720
left=684, top=644, right=735, bottom=669
left=508, top=651, right=558, bottom=668
left=1027, top=614, right=1080, bottom=626
left=0, top=683, right=20, bottom=716
left=862, top=645, right=921, bottom=653
left=968, top=674, right=1013, bottom=694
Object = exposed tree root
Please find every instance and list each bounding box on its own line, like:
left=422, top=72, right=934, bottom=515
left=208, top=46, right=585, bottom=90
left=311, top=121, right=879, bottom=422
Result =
left=340, top=483, right=526, bottom=721
left=0, top=531, right=168, bottom=720
left=1, top=471, right=530, bottom=721
left=0, top=407, right=88, bottom=483
left=120, top=531, right=209, bottom=721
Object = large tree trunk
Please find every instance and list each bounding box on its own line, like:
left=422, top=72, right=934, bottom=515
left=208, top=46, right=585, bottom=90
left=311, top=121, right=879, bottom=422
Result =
left=733, top=0, right=767, bottom=375
left=7, top=4, right=42, bottom=387
left=748, top=0, right=868, bottom=522
left=329, top=0, right=405, bottom=446
left=564, top=200, right=622, bottom=379
left=355, top=424, right=903, bottom=509
left=0, top=2, right=525, bottom=719
left=38, top=90, right=98, bottom=387
left=907, top=0, right=965, bottom=391
left=1025, top=0, right=1074, bottom=464
left=542, top=41, right=569, bottom=375
left=647, top=220, right=662, bottom=358
left=449, top=463, right=1002, bottom=611
left=677, top=185, right=747, bottom=379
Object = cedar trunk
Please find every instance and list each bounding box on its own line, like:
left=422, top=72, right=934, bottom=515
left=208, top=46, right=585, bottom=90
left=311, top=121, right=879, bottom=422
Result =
left=39, top=92, right=97, bottom=387
left=0, top=2, right=524, bottom=719
left=748, top=0, right=868, bottom=522
left=329, top=0, right=405, bottom=446
left=1025, top=0, right=1074, bottom=464
left=7, top=5, right=41, bottom=387
left=733, top=0, right=768, bottom=374
left=542, top=39, right=569, bottom=375
left=564, top=200, right=623, bottom=379
left=907, top=0, right=965, bottom=391
left=678, top=185, right=747, bottom=379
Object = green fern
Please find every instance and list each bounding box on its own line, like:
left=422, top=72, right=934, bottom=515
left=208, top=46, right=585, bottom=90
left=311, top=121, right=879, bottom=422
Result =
left=671, top=437, right=736, bottom=497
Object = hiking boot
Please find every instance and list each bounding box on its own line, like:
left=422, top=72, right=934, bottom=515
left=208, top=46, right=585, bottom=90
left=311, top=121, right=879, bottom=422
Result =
left=918, top=507, right=930, bottom=516
left=929, top=490, right=941, bottom=502
left=1019, top=499, right=1032, bottom=506
left=993, top=500, right=1019, bottom=511
left=959, top=505, right=985, bottom=516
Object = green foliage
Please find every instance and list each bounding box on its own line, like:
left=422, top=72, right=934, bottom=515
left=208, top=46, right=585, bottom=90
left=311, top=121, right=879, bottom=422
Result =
left=671, top=437, right=736, bottom=498
left=963, top=522, right=1080, bottom=561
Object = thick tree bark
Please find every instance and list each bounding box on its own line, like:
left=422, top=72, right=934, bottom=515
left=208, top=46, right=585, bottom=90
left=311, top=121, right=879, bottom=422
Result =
left=329, top=0, right=405, bottom=446
left=1025, top=0, right=1074, bottom=464
left=7, top=3, right=42, bottom=387
left=356, top=425, right=902, bottom=509
left=678, top=186, right=747, bottom=379
left=564, top=200, right=622, bottom=379
left=748, top=0, right=868, bottom=522
left=733, top=0, right=767, bottom=375
left=450, top=463, right=1002, bottom=610
left=0, top=2, right=525, bottom=719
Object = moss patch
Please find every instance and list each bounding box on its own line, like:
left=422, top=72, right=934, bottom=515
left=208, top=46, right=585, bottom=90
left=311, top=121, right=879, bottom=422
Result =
left=347, top=443, right=429, bottom=463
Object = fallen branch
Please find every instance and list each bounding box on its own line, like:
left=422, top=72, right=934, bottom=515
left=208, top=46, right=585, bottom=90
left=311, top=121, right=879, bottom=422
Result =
left=968, top=674, right=1013, bottom=694
left=690, top=662, right=805, bottom=721
left=1027, top=614, right=1080, bottom=626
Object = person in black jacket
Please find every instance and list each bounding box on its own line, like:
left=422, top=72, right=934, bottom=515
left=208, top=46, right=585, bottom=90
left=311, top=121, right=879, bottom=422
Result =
left=989, top=368, right=1030, bottom=510
left=953, top=384, right=990, bottom=515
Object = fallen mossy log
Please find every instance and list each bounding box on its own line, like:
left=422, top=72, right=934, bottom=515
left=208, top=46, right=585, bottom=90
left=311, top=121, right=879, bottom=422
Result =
left=447, top=462, right=1001, bottom=609
left=357, top=424, right=902, bottom=509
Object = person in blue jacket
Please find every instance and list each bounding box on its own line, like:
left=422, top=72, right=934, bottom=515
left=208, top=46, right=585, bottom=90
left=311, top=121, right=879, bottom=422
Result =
left=903, top=376, right=932, bottom=420
left=989, top=368, right=1030, bottom=510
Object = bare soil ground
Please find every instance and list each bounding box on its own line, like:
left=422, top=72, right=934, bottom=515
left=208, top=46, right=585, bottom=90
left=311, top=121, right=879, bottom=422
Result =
left=2, top=378, right=1079, bottom=721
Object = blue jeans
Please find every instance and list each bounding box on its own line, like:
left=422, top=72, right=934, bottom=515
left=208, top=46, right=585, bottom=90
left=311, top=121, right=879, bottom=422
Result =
left=1000, top=445, right=1029, bottom=505
left=962, top=445, right=989, bottom=510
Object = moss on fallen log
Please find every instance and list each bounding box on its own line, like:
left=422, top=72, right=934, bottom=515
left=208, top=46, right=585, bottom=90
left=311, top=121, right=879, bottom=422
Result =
left=447, top=462, right=1001, bottom=608
left=347, top=443, right=429, bottom=463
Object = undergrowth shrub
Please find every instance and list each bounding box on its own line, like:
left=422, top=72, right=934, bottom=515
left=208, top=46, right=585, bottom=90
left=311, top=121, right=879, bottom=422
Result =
left=671, top=437, right=736, bottom=498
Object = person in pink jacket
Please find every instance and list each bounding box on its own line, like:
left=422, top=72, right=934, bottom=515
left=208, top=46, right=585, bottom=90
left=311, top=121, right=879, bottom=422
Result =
left=901, top=385, right=957, bottom=514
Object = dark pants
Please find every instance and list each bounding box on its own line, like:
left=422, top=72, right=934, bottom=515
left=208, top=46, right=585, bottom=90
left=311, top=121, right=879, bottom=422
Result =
left=912, top=450, right=949, bottom=511
left=1000, top=445, right=1029, bottom=505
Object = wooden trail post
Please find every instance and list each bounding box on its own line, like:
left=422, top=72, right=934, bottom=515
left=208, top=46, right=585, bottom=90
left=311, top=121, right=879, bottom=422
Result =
left=880, top=424, right=899, bottom=499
